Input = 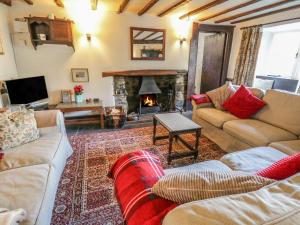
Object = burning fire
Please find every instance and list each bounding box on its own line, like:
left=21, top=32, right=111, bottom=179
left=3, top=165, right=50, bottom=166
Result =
left=144, top=96, right=155, bottom=106
left=142, top=95, right=157, bottom=107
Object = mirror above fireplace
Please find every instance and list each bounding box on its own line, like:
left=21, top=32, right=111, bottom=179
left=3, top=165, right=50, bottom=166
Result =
left=130, top=27, right=166, bottom=61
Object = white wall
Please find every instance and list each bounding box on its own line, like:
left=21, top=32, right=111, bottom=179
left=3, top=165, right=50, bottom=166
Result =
left=227, top=8, right=300, bottom=79
left=9, top=1, right=191, bottom=106
left=0, top=4, right=18, bottom=80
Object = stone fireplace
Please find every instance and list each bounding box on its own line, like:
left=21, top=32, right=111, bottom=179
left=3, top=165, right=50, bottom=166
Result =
left=103, top=70, right=188, bottom=114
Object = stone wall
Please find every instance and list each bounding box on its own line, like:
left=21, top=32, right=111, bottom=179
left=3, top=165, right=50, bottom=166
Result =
left=113, top=71, right=188, bottom=114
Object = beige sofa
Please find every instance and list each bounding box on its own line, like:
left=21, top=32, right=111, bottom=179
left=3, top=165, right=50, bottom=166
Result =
left=192, top=89, right=300, bottom=153
left=0, top=110, right=73, bottom=225
left=163, top=146, right=300, bottom=225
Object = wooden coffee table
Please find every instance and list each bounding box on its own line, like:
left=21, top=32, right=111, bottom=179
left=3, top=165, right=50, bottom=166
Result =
left=56, top=102, right=105, bottom=128
left=153, top=113, right=202, bottom=164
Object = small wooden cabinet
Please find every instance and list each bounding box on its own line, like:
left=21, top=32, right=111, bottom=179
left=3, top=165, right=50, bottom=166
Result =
left=26, top=17, right=74, bottom=50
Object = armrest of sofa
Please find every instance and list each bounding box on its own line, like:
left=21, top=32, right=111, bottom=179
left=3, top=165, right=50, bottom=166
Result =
left=34, top=110, right=66, bottom=134
left=191, top=100, right=213, bottom=111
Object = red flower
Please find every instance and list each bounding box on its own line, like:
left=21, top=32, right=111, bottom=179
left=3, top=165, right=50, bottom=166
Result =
left=74, top=85, right=84, bottom=94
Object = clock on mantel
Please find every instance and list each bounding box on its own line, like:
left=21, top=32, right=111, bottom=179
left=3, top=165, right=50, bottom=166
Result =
left=26, top=16, right=74, bottom=51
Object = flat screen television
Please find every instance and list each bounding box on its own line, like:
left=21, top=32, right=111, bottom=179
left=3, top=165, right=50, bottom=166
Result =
left=6, top=76, right=49, bottom=105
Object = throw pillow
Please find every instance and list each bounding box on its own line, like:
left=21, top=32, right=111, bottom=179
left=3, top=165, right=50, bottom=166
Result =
left=256, top=153, right=300, bottom=180
left=152, top=170, right=274, bottom=204
left=223, top=85, right=265, bottom=119
left=206, top=82, right=235, bottom=110
left=0, top=109, right=39, bottom=150
left=231, top=85, right=265, bottom=99
left=108, top=151, right=177, bottom=225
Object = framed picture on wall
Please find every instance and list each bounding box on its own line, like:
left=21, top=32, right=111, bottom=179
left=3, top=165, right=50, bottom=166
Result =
left=0, top=38, right=4, bottom=55
left=71, top=68, right=89, bottom=82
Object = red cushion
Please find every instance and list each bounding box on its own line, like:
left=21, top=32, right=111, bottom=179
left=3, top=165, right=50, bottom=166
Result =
left=108, top=151, right=177, bottom=225
left=256, top=153, right=300, bottom=180
left=190, top=94, right=211, bottom=105
left=223, top=85, right=265, bottom=119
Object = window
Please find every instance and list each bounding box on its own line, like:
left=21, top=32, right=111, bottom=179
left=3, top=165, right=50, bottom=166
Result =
left=255, top=22, right=300, bottom=80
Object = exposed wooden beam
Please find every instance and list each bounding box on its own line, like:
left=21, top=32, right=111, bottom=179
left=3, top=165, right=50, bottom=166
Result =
left=232, top=3, right=300, bottom=24
left=133, top=40, right=163, bottom=44
left=0, top=0, right=12, bottom=6
left=198, top=0, right=261, bottom=22
left=54, top=0, right=64, bottom=7
left=180, top=0, right=228, bottom=20
left=215, top=0, right=296, bottom=23
left=91, top=0, right=98, bottom=10
left=133, top=31, right=144, bottom=38
left=151, top=35, right=163, bottom=40
left=138, top=0, right=160, bottom=16
left=141, top=32, right=159, bottom=40
left=23, top=0, right=33, bottom=5
left=118, top=0, right=130, bottom=13
left=158, top=0, right=191, bottom=17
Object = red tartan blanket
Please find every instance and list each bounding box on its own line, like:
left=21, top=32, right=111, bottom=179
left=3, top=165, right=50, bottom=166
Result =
left=108, top=151, right=177, bottom=225
left=190, top=94, right=211, bottom=105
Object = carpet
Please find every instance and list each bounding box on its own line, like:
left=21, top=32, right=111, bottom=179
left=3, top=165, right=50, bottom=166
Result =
left=51, top=126, right=226, bottom=225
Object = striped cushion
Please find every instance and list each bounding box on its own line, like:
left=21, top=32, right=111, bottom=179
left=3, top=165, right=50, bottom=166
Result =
left=152, top=171, right=274, bottom=204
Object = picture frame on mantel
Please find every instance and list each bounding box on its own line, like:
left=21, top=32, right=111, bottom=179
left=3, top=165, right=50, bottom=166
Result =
left=71, top=68, right=89, bottom=82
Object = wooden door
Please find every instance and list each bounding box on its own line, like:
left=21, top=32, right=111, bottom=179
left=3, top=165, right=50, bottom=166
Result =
left=50, top=20, right=72, bottom=42
left=200, top=33, right=226, bottom=93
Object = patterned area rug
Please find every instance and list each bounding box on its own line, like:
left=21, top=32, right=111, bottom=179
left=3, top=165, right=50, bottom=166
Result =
left=51, top=126, right=226, bottom=225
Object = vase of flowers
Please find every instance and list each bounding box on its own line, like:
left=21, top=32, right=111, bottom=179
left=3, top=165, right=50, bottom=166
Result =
left=74, top=85, right=84, bottom=103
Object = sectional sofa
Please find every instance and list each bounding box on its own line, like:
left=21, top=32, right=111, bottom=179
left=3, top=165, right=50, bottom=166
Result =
left=192, top=89, right=300, bottom=153
left=163, top=147, right=300, bottom=225
left=0, top=110, right=73, bottom=225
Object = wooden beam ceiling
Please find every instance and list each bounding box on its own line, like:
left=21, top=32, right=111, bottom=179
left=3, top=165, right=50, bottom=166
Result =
left=198, top=0, right=261, bottom=22
left=179, top=0, right=228, bottom=20
left=54, top=0, right=64, bottom=8
left=138, top=0, right=160, bottom=16
left=23, top=0, right=33, bottom=5
left=118, top=0, right=130, bottom=13
left=0, top=0, right=11, bottom=6
left=133, top=31, right=144, bottom=38
left=231, top=3, right=300, bottom=24
left=215, top=0, right=297, bottom=23
left=158, top=0, right=191, bottom=17
left=141, top=32, right=158, bottom=40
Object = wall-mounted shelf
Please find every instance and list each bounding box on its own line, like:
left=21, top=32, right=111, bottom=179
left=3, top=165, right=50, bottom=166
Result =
left=26, top=16, right=74, bottom=51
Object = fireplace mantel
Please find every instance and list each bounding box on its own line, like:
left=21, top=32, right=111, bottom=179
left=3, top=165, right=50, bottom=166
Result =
left=102, top=70, right=187, bottom=77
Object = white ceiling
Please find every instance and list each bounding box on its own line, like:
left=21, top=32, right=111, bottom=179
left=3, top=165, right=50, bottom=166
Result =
left=264, top=21, right=300, bottom=32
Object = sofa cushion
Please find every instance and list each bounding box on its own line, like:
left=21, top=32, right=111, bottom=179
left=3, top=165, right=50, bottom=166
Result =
left=223, top=119, right=297, bottom=147
left=196, top=108, right=238, bottom=128
left=0, top=109, right=39, bottom=150
left=256, top=153, right=300, bottom=180
left=223, top=85, right=265, bottom=119
left=206, top=82, right=235, bottom=110
left=164, top=160, right=232, bottom=175
left=163, top=173, right=300, bottom=225
left=153, top=170, right=274, bottom=204
left=220, top=147, right=287, bottom=173
left=269, top=140, right=300, bottom=155
left=0, top=164, right=50, bottom=225
left=254, top=89, right=300, bottom=136
left=0, top=127, right=63, bottom=171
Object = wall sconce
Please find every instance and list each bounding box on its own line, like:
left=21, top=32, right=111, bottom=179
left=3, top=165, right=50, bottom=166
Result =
left=86, top=33, right=92, bottom=42
left=179, top=37, right=187, bottom=45
left=91, top=0, right=98, bottom=10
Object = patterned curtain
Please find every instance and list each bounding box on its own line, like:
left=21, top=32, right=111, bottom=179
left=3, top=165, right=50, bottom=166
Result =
left=233, top=25, right=262, bottom=86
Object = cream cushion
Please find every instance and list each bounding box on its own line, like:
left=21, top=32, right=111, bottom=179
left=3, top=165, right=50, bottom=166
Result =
left=255, top=89, right=300, bottom=136
left=164, top=160, right=231, bottom=175
left=0, top=164, right=50, bottom=225
left=206, top=82, right=234, bottom=110
left=269, top=140, right=300, bottom=155
left=0, top=127, right=70, bottom=171
left=163, top=173, right=300, bottom=225
left=196, top=108, right=238, bottom=128
left=223, top=119, right=297, bottom=147
left=220, top=147, right=287, bottom=173
left=153, top=171, right=274, bottom=204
